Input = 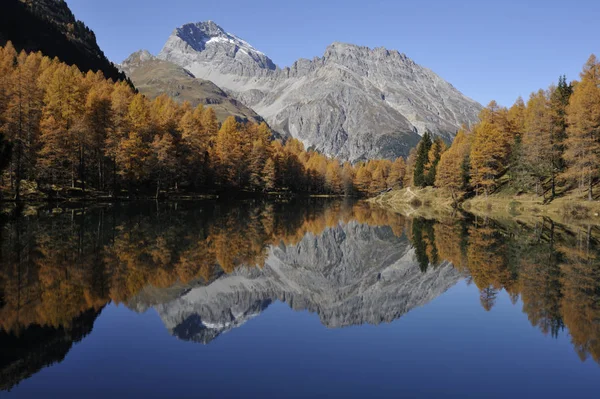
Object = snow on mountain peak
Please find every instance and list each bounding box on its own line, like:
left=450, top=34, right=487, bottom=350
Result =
left=158, top=20, right=277, bottom=74
left=171, top=21, right=265, bottom=56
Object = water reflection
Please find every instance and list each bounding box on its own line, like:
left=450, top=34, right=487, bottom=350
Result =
left=421, top=216, right=600, bottom=362
left=1, top=200, right=599, bottom=391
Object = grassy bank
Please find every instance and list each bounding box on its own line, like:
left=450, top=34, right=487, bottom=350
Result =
left=463, top=192, right=600, bottom=224
left=368, top=187, right=459, bottom=220
left=371, top=187, right=600, bottom=226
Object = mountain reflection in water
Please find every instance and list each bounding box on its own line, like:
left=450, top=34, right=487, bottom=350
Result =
left=1, top=199, right=599, bottom=392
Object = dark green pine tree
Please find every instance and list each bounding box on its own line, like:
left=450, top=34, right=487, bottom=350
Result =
left=411, top=218, right=430, bottom=272
left=413, top=131, right=432, bottom=187
left=549, top=75, right=573, bottom=199
left=425, top=137, right=444, bottom=186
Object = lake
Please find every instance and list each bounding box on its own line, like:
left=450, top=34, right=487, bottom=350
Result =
left=1, top=199, right=599, bottom=398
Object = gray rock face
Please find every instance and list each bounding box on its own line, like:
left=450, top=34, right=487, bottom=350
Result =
left=119, top=49, right=157, bottom=72
left=160, top=21, right=276, bottom=77
left=153, top=221, right=462, bottom=343
left=157, top=21, right=482, bottom=161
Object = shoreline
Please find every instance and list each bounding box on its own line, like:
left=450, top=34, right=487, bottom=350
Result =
left=0, top=190, right=351, bottom=203
left=0, top=191, right=355, bottom=218
left=369, top=187, right=600, bottom=226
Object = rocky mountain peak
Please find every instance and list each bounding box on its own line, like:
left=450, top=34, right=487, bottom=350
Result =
left=173, top=21, right=229, bottom=52
left=155, top=20, right=482, bottom=161
left=120, top=49, right=155, bottom=73
left=159, top=20, right=276, bottom=73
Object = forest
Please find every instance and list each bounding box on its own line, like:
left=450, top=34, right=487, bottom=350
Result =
left=6, top=42, right=597, bottom=205
left=407, top=55, right=600, bottom=203
left=0, top=42, right=406, bottom=201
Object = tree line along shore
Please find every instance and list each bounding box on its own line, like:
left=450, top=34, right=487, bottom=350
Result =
left=374, top=55, right=600, bottom=222
left=0, top=42, right=407, bottom=203
left=3, top=40, right=600, bottom=223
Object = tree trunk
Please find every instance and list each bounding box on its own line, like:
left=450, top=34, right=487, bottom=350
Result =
left=98, top=155, right=102, bottom=191
left=14, top=143, right=21, bottom=202
left=588, top=174, right=593, bottom=201
left=80, top=144, right=85, bottom=195
left=155, top=178, right=160, bottom=200
left=112, top=159, right=117, bottom=197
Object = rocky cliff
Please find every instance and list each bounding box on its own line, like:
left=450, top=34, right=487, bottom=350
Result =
left=156, top=21, right=482, bottom=160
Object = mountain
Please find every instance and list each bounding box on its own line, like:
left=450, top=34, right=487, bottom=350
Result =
left=120, top=50, right=263, bottom=123
left=157, top=21, right=482, bottom=161
left=0, top=0, right=127, bottom=82
left=131, top=221, right=462, bottom=344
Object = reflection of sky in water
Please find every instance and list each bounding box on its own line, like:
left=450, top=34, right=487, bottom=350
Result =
left=9, top=281, right=599, bottom=398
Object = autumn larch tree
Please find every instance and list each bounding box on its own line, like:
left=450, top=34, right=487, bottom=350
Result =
left=151, top=132, right=177, bottom=198
left=470, top=121, right=508, bottom=196
left=341, top=161, right=356, bottom=196
left=39, top=64, right=86, bottom=190
left=369, top=160, right=389, bottom=194
left=249, top=139, right=269, bottom=191
left=248, top=122, right=272, bottom=191
left=325, top=160, right=342, bottom=194
left=469, top=101, right=515, bottom=196
left=215, top=116, right=246, bottom=188
left=435, top=128, right=471, bottom=201
left=564, top=55, right=600, bottom=200
left=262, top=157, right=276, bottom=192
left=354, top=163, right=372, bottom=195
left=0, top=44, right=17, bottom=194
left=425, top=137, right=445, bottom=186
left=387, top=157, right=406, bottom=189
left=507, top=96, right=526, bottom=135
left=404, top=147, right=417, bottom=188
left=106, top=81, right=133, bottom=193
left=522, top=89, right=553, bottom=197
left=84, top=77, right=113, bottom=191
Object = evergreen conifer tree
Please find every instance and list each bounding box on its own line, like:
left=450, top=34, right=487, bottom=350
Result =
left=414, top=131, right=432, bottom=187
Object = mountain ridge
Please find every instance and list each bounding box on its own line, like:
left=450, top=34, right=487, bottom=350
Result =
left=155, top=20, right=482, bottom=160
left=120, top=49, right=263, bottom=123
left=0, top=0, right=128, bottom=82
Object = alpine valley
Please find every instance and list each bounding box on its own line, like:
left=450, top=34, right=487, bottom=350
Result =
left=124, top=21, right=482, bottom=161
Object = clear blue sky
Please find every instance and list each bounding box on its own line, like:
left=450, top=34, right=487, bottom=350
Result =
left=67, top=0, right=599, bottom=107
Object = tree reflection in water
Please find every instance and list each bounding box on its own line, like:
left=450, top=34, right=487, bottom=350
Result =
left=1, top=201, right=599, bottom=391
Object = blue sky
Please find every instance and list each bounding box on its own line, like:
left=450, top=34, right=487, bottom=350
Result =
left=67, top=0, right=599, bottom=107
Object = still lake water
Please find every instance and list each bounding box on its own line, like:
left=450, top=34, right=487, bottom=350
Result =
left=1, top=199, right=599, bottom=398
